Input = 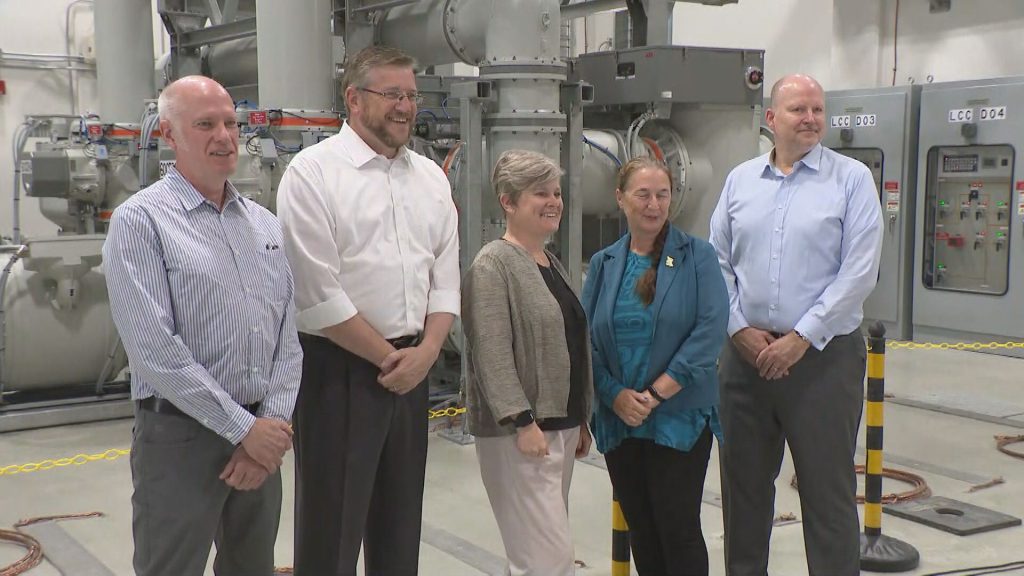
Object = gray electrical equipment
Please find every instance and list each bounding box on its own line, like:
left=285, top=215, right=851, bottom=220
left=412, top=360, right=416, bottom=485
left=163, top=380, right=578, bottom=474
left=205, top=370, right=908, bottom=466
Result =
left=823, top=86, right=921, bottom=341
left=913, top=77, right=1024, bottom=345
left=574, top=46, right=764, bottom=248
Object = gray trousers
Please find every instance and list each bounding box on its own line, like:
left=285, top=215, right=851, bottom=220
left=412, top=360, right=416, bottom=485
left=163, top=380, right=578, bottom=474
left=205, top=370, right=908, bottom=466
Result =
left=131, top=408, right=283, bottom=576
left=719, top=332, right=865, bottom=576
left=292, top=334, right=429, bottom=576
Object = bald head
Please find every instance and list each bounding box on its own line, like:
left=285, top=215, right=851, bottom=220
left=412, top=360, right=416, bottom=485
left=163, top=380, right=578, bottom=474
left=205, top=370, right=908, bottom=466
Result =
left=769, top=74, right=824, bottom=105
left=766, top=73, right=826, bottom=166
left=156, top=75, right=239, bottom=197
left=158, top=76, right=232, bottom=128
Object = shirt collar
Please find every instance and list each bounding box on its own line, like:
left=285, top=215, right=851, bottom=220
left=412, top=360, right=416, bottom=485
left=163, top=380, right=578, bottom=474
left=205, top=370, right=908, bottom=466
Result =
left=339, top=121, right=410, bottom=168
left=167, top=166, right=245, bottom=213
left=762, top=142, right=824, bottom=177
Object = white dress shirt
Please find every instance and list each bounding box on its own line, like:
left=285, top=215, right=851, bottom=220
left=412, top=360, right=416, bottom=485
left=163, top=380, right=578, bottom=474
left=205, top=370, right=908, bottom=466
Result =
left=276, top=123, right=461, bottom=338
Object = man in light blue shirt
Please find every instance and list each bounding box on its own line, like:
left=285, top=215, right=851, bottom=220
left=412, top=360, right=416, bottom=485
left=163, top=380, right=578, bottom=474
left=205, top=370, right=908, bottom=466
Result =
left=710, top=74, right=882, bottom=576
left=104, top=76, right=301, bottom=576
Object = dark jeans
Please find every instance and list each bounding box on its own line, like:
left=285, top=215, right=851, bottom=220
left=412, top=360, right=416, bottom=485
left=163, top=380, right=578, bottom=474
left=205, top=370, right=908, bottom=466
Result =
left=604, top=426, right=714, bottom=576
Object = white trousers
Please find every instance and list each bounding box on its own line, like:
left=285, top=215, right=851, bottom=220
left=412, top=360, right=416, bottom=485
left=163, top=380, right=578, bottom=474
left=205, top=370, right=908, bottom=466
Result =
left=476, top=427, right=580, bottom=576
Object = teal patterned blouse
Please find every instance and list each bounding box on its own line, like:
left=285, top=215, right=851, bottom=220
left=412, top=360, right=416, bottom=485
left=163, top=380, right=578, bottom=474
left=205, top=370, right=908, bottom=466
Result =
left=592, top=251, right=723, bottom=454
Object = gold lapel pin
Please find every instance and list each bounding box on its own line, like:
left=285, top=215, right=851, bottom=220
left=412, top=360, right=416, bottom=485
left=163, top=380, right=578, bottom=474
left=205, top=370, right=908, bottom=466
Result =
left=665, top=256, right=674, bottom=268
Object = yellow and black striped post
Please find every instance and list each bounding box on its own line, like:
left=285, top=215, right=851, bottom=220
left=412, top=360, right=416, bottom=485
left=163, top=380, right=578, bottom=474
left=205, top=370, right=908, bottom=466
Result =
left=859, top=322, right=919, bottom=572
left=612, top=493, right=630, bottom=576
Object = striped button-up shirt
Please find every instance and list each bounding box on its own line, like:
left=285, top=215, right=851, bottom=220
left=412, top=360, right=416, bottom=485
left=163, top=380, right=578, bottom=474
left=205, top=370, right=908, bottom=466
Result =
left=103, top=167, right=302, bottom=444
left=710, top=144, right=883, bottom=350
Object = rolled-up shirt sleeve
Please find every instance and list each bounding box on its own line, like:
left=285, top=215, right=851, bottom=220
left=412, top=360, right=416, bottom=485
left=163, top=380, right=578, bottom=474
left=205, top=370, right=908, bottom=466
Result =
left=277, top=157, right=358, bottom=330
left=104, top=204, right=255, bottom=444
left=427, top=191, right=461, bottom=317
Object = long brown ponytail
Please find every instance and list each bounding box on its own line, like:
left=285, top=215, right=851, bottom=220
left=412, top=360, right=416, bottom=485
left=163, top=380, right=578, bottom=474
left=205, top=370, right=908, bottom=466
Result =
left=635, top=222, right=668, bottom=306
left=616, top=157, right=674, bottom=306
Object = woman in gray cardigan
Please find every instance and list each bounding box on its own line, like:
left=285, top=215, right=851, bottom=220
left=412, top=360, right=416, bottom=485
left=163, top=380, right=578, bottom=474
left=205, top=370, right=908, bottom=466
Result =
left=462, top=149, right=593, bottom=576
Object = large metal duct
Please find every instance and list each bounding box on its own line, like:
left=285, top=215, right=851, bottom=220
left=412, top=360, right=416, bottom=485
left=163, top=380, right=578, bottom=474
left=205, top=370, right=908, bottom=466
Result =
left=256, top=0, right=334, bottom=110
left=95, top=0, right=155, bottom=122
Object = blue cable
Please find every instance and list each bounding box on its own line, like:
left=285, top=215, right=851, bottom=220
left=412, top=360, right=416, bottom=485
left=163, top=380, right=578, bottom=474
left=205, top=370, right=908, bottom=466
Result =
left=440, top=97, right=451, bottom=119
left=583, top=135, right=622, bottom=167
left=416, top=110, right=439, bottom=121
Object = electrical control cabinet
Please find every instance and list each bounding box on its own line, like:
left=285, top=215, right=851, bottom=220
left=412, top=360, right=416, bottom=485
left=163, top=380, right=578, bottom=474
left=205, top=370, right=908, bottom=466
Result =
left=913, top=77, right=1024, bottom=345
left=824, top=86, right=921, bottom=340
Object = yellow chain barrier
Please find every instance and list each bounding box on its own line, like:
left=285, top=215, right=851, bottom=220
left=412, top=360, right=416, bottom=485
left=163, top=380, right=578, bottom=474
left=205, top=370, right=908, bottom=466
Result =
left=428, top=406, right=467, bottom=419
left=0, top=448, right=130, bottom=477
left=1, top=407, right=466, bottom=478
left=887, top=340, right=1024, bottom=351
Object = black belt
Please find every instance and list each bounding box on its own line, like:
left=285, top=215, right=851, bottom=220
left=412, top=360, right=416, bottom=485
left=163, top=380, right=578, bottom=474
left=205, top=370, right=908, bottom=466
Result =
left=769, top=331, right=787, bottom=339
left=387, top=334, right=422, bottom=349
left=137, top=396, right=261, bottom=418
left=297, top=332, right=421, bottom=350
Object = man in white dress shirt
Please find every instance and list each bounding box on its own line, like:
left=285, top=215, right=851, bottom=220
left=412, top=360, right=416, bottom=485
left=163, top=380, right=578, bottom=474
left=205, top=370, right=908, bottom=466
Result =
left=276, top=45, right=460, bottom=576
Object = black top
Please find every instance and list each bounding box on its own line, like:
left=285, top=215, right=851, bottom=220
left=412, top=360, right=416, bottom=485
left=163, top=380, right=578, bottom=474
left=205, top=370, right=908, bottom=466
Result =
left=536, top=262, right=587, bottom=431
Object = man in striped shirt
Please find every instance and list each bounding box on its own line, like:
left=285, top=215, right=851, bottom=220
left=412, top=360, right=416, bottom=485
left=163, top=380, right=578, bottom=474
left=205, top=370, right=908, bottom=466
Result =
left=103, top=76, right=301, bottom=576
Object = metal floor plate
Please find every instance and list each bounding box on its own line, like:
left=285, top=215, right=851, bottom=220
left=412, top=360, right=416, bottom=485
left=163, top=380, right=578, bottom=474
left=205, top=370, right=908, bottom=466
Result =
left=883, top=496, right=1022, bottom=536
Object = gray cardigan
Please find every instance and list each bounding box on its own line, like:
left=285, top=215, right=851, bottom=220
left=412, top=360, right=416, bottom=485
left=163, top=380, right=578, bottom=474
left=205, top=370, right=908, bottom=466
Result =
left=462, top=240, right=594, bottom=437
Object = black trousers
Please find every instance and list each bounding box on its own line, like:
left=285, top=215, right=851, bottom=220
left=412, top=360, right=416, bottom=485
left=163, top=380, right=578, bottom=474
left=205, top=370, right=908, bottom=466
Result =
left=604, top=426, right=714, bottom=576
left=292, top=334, right=429, bottom=576
left=719, top=332, right=865, bottom=576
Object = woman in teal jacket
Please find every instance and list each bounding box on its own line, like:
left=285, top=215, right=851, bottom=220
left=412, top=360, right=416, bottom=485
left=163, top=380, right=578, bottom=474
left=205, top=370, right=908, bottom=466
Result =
left=582, top=157, right=729, bottom=575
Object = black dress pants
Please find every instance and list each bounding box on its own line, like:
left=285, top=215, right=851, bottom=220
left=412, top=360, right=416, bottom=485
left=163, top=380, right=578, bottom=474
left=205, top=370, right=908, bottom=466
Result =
left=604, top=426, right=714, bottom=576
left=292, top=334, right=429, bottom=576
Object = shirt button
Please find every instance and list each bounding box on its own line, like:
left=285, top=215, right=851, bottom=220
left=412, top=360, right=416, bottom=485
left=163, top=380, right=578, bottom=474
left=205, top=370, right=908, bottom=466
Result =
left=251, top=326, right=259, bottom=333
left=771, top=278, right=777, bottom=283
left=774, top=228, right=780, bottom=232
left=770, top=304, right=777, bottom=310
left=772, top=254, right=778, bottom=260
left=233, top=250, right=239, bottom=257
left=243, top=287, right=250, bottom=294
left=251, top=367, right=259, bottom=374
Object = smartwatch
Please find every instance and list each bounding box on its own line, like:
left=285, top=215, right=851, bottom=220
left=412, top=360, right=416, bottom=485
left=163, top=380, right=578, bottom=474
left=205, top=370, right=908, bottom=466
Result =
left=510, top=410, right=535, bottom=428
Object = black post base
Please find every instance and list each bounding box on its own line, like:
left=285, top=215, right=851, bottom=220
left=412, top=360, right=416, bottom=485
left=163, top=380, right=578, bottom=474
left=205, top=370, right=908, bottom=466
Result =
left=860, top=533, right=920, bottom=572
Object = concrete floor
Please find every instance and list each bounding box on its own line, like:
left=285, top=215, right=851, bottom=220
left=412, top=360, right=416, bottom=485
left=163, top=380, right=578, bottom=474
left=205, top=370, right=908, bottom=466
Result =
left=1, top=346, right=1023, bottom=575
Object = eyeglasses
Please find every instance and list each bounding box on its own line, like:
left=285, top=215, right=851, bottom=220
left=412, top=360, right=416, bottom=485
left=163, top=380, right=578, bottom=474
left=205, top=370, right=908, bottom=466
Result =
left=356, top=87, right=424, bottom=105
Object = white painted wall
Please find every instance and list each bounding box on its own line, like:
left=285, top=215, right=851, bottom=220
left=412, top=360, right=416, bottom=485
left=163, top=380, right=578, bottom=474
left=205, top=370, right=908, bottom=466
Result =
left=0, top=0, right=98, bottom=240
left=578, top=0, right=1024, bottom=91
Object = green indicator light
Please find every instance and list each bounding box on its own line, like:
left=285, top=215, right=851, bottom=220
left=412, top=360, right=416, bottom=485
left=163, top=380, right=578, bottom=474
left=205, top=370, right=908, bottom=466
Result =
left=997, top=232, right=1006, bottom=238
left=939, top=201, right=948, bottom=206
left=997, top=201, right=1006, bottom=206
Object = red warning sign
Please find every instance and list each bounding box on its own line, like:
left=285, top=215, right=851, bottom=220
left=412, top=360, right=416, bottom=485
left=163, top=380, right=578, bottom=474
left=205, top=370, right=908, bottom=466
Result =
left=248, top=110, right=269, bottom=127
left=884, top=181, right=899, bottom=191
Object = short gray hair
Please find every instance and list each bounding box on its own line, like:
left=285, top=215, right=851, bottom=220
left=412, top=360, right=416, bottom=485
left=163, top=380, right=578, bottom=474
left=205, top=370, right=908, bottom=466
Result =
left=491, top=150, right=563, bottom=206
left=341, top=45, right=418, bottom=95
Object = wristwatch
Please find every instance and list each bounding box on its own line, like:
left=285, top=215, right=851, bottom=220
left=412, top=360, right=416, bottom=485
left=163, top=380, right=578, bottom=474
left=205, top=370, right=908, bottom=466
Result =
left=510, top=410, right=535, bottom=428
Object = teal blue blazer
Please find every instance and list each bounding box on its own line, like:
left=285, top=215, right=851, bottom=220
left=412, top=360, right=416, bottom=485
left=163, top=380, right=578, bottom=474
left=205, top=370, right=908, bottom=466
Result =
left=582, top=226, right=729, bottom=413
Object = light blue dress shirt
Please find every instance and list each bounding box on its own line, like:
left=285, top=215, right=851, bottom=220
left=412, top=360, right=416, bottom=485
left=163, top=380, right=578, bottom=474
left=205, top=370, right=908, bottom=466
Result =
left=709, top=144, right=883, bottom=350
left=103, top=167, right=302, bottom=444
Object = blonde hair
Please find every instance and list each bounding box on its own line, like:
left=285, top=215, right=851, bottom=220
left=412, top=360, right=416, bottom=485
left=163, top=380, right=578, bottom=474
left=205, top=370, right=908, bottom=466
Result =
left=491, top=150, right=563, bottom=206
left=341, top=45, right=418, bottom=95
